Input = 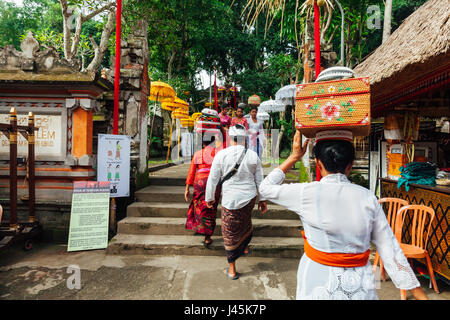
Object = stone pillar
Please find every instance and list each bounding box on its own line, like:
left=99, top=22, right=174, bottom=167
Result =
left=109, top=20, right=149, bottom=190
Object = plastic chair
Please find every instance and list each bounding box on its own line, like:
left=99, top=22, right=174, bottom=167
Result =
left=373, top=198, right=409, bottom=281
left=396, top=205, right=439, bottom=299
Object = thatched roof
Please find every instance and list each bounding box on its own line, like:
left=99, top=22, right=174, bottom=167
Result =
left=354, top=0, right=450, bottom=100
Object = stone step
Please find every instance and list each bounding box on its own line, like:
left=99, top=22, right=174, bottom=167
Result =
left=117, top=217, right=303, bottom=238
left=135, top=185, right=290, bottom=205
left=135, top=186, right=186, bottom=203
left=107, top=234, right=304, bottom=259
left=148, top=176, right=299, bottom=187
left=148, top=177, right=186, bottom=186
left=127, top=202, right=299, bottom=220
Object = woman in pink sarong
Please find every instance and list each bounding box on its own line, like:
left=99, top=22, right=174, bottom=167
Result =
left=184, top=136, right=221, bottom=246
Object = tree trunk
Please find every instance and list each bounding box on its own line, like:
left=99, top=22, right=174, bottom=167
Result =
left=86, top=9, right=116, bottom=73
left=167, top=47, right=176, bottom=80
left=383, top=0, right=393, bottom=43
left=70, top=15, right=83, bottom=61
left=60, top=0, right=72, bottom=61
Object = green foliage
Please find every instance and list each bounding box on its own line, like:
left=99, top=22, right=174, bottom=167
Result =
left=348, top=171, right=369, bottom=189
left=299, top=161, right=310, bottom=183
left=19, top=28, right=63, bottom=52
left=0, top=0, right=429, bottom=117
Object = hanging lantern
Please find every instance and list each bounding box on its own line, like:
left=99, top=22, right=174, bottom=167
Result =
left=205, top=102, right=213, bottom=107
left=248, top=94, right=261, bottom=106
left=230, top=86, right=237, bottom=92
left=218, top=86, right=227, bottom=92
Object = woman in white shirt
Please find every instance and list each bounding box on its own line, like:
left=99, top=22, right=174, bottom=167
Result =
left=259, top=130, right=428, bottom=300
left=247, top=106, right=265, bottom=158
left=205, top=124, right=268, bottom=280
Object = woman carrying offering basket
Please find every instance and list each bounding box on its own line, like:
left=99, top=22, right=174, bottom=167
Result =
left=258, top=129, right=428, bottom=300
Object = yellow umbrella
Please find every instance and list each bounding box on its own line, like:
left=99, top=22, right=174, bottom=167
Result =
left=191, top=112, right=202, bottom=122
left=180, top=118, right=194, bottom=127
left=173, top=97, right=189, bottom=110
left=148, top=81, right=176, bottom=161
left=149, top=81, right=176, bottom=103
left=161, top=102, right=177, bottom=112
left=162, top=97, right=189, bottom=111
left=172, top=108, right=189, bottom=119
left=166, top=107, right=189, bottom=163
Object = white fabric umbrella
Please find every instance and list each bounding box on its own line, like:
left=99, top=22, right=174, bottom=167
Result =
left=259, top=99, right=285, bottom=113
left=244, top=111, right=270, bottom=121
left=256, top=111, right=270, bottom=121
left=275, top=84, right=297, bottom=106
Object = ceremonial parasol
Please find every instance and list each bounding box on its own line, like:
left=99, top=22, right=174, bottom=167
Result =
left=172, top=97, right=189, bottom=110
left=169, top=108, right=189, bottom=162
left=161, top=102, right=176, bottom=112
left=180, top=118, right=194, bottom=128
left=258, top=98, right=285, bottom=113
left=244, top=111, right=270, bottom=121
left=148, top=81, right=176, bottom=161
left=149, top=81, right=176, bottom=102
left=166, top=101, right=189, bottom=163
left=256, top=111, right=270, bottom=121
left=191, top=112, right=202, bottom=122
left=275, top=84, right=297, bottom=106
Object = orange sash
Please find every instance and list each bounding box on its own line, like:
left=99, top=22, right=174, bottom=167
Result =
left=302, top=231, right=370, bottom=268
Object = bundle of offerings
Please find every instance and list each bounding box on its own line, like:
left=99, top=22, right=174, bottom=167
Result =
left=194, top=108, right=221, bottom=134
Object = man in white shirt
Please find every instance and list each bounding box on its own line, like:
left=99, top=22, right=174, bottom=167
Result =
left=205, top=124, right=268, bottom=280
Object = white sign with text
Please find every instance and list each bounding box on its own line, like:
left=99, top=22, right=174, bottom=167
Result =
left=97, top=134, right=130, bottom=198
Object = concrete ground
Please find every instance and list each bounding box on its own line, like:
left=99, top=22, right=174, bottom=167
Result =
left=0, top=242, right=448, bottom=300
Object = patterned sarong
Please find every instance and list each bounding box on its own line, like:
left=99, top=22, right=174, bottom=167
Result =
left=221, top=197, right=256, bottom=263
left=185, top=173, right=220, bottom=236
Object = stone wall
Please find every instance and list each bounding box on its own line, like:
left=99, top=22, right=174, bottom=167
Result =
left=105, top=20, right=150, bottom=187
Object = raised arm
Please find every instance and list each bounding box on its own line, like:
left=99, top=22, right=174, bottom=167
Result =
left=259, top=131, right=310, bottom=213
left=254, top=155, right=267, bottom=214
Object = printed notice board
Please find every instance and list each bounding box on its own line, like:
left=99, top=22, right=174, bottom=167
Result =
left=67, top=181, right=110, bottom=252
left=97, top=134, right=130, bottom=197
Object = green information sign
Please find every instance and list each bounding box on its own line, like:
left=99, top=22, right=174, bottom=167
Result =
left=67, top=181, right=110, bottom=252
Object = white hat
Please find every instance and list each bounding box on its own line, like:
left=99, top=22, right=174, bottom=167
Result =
left=229, top=124, right=247, bottom=137
left=315, top=130, right=353, bottom=143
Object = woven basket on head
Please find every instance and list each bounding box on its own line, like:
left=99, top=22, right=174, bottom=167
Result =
left=295, top=77, right=371, bottom=138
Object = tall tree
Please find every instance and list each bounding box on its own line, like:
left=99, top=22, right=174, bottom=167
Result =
left=59, top=0, right=116, bottom=72
left=382, top=0, right=392, bottom=43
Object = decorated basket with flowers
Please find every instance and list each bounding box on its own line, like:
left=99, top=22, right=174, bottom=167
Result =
left=295, top=77, right=371, bottom=137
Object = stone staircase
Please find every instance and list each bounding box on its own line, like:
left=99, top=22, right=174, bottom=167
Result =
left=107, top=165, right=304, bottom=258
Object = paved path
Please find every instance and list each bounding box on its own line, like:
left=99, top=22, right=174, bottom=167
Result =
left=0, top=243, right=448, bottom=300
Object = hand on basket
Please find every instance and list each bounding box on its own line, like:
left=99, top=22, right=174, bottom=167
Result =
left=291, top=130, right=310, bottom=161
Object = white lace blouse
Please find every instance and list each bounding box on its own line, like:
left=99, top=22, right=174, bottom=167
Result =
left=259, top=169, right=421, bottom=300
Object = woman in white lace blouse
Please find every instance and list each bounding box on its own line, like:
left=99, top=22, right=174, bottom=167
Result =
left=259, top=130, right=428, bottom=300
